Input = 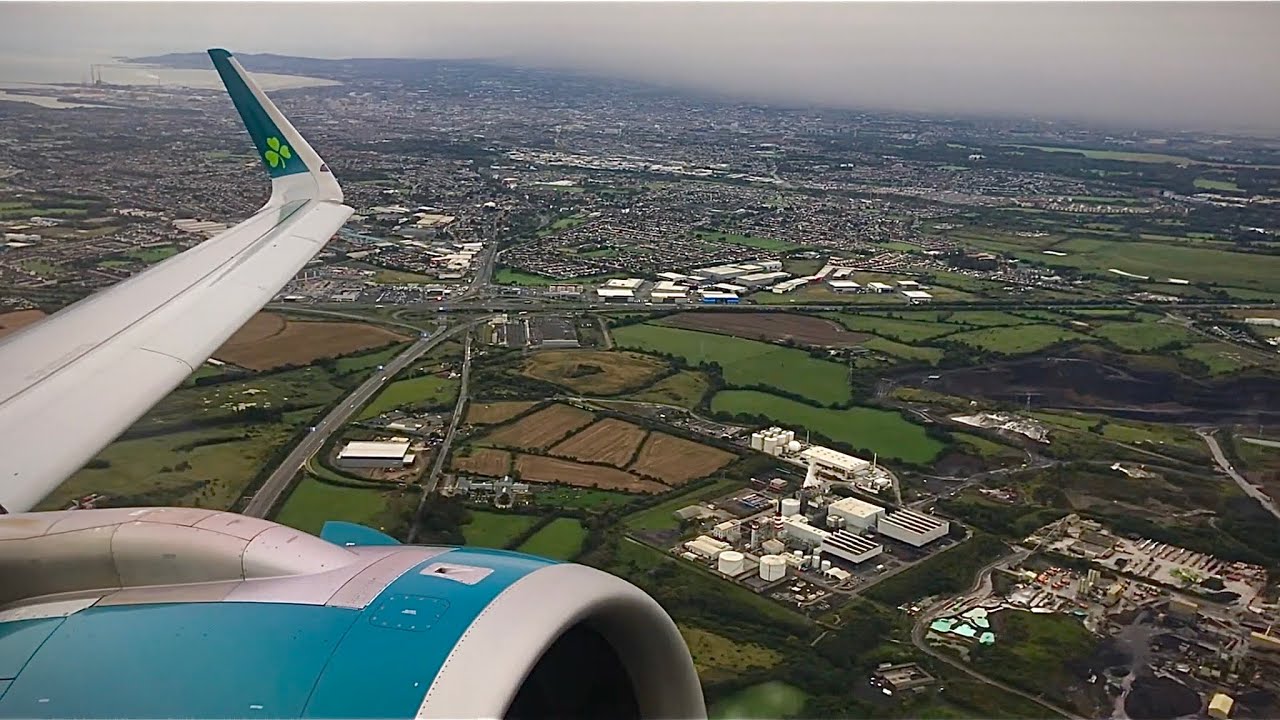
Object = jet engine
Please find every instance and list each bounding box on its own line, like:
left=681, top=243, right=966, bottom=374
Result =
left=0, top=508, right=705, bottom=719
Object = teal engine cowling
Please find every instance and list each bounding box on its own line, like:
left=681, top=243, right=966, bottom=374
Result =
left=0, top=508, right=705, bottom=719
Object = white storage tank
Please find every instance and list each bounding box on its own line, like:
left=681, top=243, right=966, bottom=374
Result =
left=760, top=554, right=787, bottom=582
left=821, top=560, right=833, bottom=572
left=718, top=550, right=745, bottom=576
left=811, top=553, right=822, bottom=569
left=786, top=440, right=802, bottom=454
left=750, top=432, right=765, bottom=451
left=762, top=437, right=780, bottom=456
left=780, top=498, right=801, bottom=517
left=782, top=430, right=795, bottom=445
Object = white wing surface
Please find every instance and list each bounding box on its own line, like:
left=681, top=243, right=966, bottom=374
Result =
left=0, top=49, right=353, bottom=513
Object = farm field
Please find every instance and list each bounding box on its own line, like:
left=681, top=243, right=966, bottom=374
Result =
left=1089, top=317, right=1198, bottom=351
left=1009, top=144, right=1208, bottom=164
left=1040, top=238, right=1279, bottom=292
left=215, top=312, right=408, bottom=371
left=825, top=312, right=968, bottom=342
left=515, top=454, right=669, bottom=494
left=532, top=486, right=635, bottom=511
left=451, top=447, right=512, bottom=476
left=612, top=323, right=851, bottom=404
left=629, top=432, right=736, bottom=485
left=481, top=403, right=596, bottom=450
left=515, top=518, right=587, bottom=560
left=274, top=477, right=404, bottom=536
left=0, top=308, right=46, bottom=338
left=946, top=324, right=1091, bottom=355
left=625, top=478, right=743, bottom=531
left=41, top=424, right=296, bottom=511
left=357, top=373, right=458, bottom=420
left=657, top=312, right=869, bottom=347
left=550, top=418, right=649, bottom=466
left=710, top=390, right=945, bottom=465
left=626, top=370, right=711, bottom=408
left=462, top=510, right=540, bottom=548
left=465, top=401, right=537, bottom=425
left=1177, top=342, right=1258, bottom=375
left=520, top=350, right=667, bottom=395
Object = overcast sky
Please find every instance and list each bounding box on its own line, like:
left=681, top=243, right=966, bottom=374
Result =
left=3, top=2, right=1279, bottom=134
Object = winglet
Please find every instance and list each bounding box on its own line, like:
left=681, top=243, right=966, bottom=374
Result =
left=208, top=48, right=342, bottom=205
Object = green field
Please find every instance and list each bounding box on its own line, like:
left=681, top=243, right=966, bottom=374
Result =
left=516, top=518, right=587, bottom=560
left=373, top=268, right=436, bottom=284
left=357, top=374, right=458, bottom=419
left=1090, top=318, right=1196, bottom=351
left=972, top=611, right=1098, bottom=707
left=334, top=344, right=407, bottom=375
left=695, top=229, right=797, bottom=251
left=533, top=486, right=635, bottom=511
left=1194, top=177, right=1241, bottom=192
left=626, top=370, right=711, bottom=408
left=275, top=477, right=400, bottom=535
left=711, top=390, right=945, bottom=464
left=612, top=324, right=851, bottom=404
left=946, top=324, right=1090, bottom=355
left=862, top=336, right=946, bottom=364
left=125, top=245, right=178, bottom=263
left=494, top=267, right=557, bottom=286
left=462, top=510, right=541, bottom=548
left=710, top=682, right=807, bottom=720
left=625, top=478, right=742, bottom=532
left=1043, top=237, right=1280, bottom=292
left=1011, top=144, right=1203, bottom=164
left=826, top=313, right=965, bottom=342
left=1178, top=342, right=1258, bottom=375
left=42, top=424, right=296, bottom=511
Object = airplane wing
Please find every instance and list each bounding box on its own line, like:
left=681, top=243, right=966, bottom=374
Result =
left=0, top=49, right=354, bottom=514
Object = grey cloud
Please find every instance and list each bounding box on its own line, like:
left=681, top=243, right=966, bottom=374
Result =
left=2, top=2, right=1278, bottom=133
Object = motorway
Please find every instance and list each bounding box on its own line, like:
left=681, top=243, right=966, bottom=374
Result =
left=407, top=331, right=474, bottom=543
left=240, top=323, right=471, bottom=518
left=1199, top=429, right=1280, bottom=521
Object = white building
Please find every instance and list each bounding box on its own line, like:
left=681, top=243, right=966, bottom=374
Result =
left=876, top=510, right=949, bottom=547
left=902, top=290, right=934, bottom=304
left=712, top=519, right=741, bottom=543
left=337, top=439, right=414, bottom=468
left=684, top=535, right=732, bottom=559
left=820, top=530, right=884, bottom=565
left=771, top=278, right=811, bottom=294
left=603, top=277, right=645, bottom=290
left=710, top=282, right=748, bottom=295
left=827, top=280, right=862, bottom=293
left=596, top=287, right=635, bottom=302
left=782, top=514, right=830, bottom=547
left=826, top=496, right=886, bottom=529
left=737, top=271, right=791, bottom=289
left=799, top=445, right=872, bottom=483
left=867, top=282, right=895, bottom=293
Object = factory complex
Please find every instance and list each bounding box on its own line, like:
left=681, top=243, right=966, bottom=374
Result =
left=336, top=438, right=416, bottom=468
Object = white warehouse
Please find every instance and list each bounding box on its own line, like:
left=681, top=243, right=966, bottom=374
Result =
left=782, top=514, right=830, bottom=547
left=826, top=496, right=886, bottom=529
left=820, top=530, right=884, bottom=565
left=877, top=510, right=949, bottom=547
left=685, top=535, right=732, bottom=559
left=800, top=445, right=872, bottom=482
left=337, top=439, right=414, bottom=469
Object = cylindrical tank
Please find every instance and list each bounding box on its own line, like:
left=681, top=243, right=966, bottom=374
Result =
left=760, top=555, right=787, bottom=582
left=781, top=498, right=801, bottom=517
left=826, top=514, right=840, bottom=528
left=764, top=437, right=781, bottom=456
left=782, top=430, right=795, bottom=445
left=821, top=560, right=833, bottom=572
left=811, top=553, right=822, bottom=569
left=750, top=432, right=765, bottom=451
left=718, top=550, right=745, bottom=576
left=748, top=523, right=760, bottom=548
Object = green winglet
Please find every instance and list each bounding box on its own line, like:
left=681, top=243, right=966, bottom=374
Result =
left=208, top=48, right=308, bottom=178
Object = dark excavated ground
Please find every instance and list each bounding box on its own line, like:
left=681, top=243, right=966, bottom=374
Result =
left=1124, top=675, right=1201, bottom=720
left=921, top=352, right=1280, bottom=423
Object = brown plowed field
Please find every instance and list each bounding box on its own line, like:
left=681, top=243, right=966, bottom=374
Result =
left=466, top=401, right=538, bottom=425
left=550, top=418, right=649, bottom=466
left=515, top=454, right=668, bottom=494
left=629, top=432, right=735, bottom=485
left=481, top=404, right=596, bottom=450
left=214, top=312, right=408, bottom=370
left=658, top=312, right=869, bottom=347
left=0, top=309, right=46, bottom=339
left=452, top=447, right=511, bottom=477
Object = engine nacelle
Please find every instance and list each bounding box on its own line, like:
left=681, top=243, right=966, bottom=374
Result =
left=0, top=508, right=705, bottom=719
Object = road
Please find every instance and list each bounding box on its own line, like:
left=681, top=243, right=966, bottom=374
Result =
left=1199, top=429, right=1280, bottom=521
left=240, top=323, right=468, bottom=518
left=407, top=330, right=474, bottom=543
left=264, top=304, right=432, bottom=334
left=907, top=547, right=1085, bottom=720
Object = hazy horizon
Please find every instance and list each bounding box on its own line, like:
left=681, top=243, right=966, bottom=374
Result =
left=3, top=2, right=1279, bottom=135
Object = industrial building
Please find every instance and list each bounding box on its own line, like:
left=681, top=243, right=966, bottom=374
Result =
left=1250, top=631, right=1280, bottom=653
left=685, top=535, right=731, bottom=559
left=782, top=514, right=830, bottom=547
left=902, top=289, right=934, bottom=303
left=712, top=519, right=741, bottom=543
left=650, top=280, right=689, bottom=303
left=826, top=496, right=886, bottom=529
left=736, top=271, right=791, bottom=289
left=827, top=279, right=862, bottom=293
left=799, top=445, right=871, bottom=482
left=867, top=282, right=894, bottom=293
left=698, top=291, right=739, bottom=305
left=820, top=530, right=884, bottom=565
left=877, top=509, right=949, bottom=547
left=771, top=278, right=811, bottom=294
left=336, top=439, right=414, bottom=468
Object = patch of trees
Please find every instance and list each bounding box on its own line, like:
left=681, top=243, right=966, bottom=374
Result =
left=863, top=532, right=1010, bottom=607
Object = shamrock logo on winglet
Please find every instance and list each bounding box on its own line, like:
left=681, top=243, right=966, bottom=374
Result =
left=264, top=136, right=292, bottom=168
